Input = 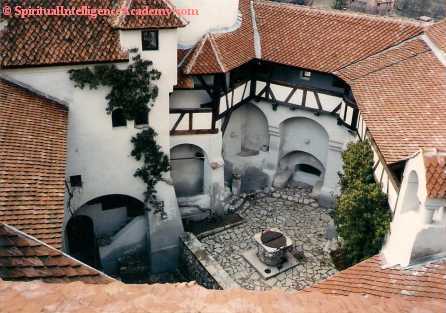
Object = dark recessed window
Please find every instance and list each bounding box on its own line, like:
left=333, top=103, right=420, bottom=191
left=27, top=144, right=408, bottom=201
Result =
left=134, top=109, right=149, bottom=127
left=70, top=175, right=82, bottom=187
left=301, top=70, right=312, bottom=80
left=112, top=108, right=127, bottom=128
left=141, top=30, right=159, bottom=51
left=296, top=164, right=322, bottom=176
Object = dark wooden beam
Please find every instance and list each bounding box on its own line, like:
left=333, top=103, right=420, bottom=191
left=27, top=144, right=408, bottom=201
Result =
left=188, top=113, right=193, bottom=130
left=170, top=129, right=219, bottom=136
left=171, top=112, right=185, bottom=132
left=197, top=76, right=214, bottom=99
left=284, top=87, right=298, bottom=104
left=314, top=92, right=323, bottom=111
left=170, top=107, right=213, bottom=114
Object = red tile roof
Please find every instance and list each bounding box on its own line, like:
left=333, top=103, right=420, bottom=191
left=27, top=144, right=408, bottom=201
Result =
left=0, top=78, right=68, bottom=249
left=0, top=223, right=111, bottom=283
left=1, top=279, right=445, bottom=313
left=183, top=0, right=256, bottom=75
left=337, top=38, right=446, bottom=164
left=183, top=0, right=424, bottom=74
left=311, top=255, right=446, bottom=301
left=423, top=149, right=446, bottom=199
left=110, top=0, right=187, bottom=30
left=426, top=19, right=446, bottom=53
left=0, top=0, right=128, bottom=68
left=255, top=1, right=423, bottom=73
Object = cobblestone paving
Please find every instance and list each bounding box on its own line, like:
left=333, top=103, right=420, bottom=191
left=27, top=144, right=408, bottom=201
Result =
left=201, top=187, right=337, bottom=291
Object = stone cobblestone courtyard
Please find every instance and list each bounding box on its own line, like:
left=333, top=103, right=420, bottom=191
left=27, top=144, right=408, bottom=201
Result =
left=200, top=187, right=337, bottom=291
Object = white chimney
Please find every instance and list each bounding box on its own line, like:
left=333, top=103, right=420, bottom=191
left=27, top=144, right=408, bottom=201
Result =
left=382, top=149, right=446, bottom=267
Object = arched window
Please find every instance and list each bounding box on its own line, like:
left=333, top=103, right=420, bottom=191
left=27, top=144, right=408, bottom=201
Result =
left=134, top=108, right=149, bottom=127
left=112, top=108, right=127, bottom=128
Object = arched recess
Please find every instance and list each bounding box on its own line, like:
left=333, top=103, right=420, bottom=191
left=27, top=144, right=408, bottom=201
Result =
left=223, top=103, right=270, bottom=157
left=170, top=144, right=206, bottom=197
left=278, top=151, right=325, bottom=187
left=279, top=117, right=329, bottom=166
left=400, top=171, right=420, bottom=214
left=240, top=103, right=270, bottom=155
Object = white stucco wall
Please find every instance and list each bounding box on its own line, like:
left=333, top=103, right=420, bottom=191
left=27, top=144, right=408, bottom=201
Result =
left=2, top=28, right=183, bottom=273
left=172, top=0, right=240, bottom=46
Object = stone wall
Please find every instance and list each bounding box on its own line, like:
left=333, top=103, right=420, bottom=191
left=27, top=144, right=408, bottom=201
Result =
left=180, top=233, right=239, bottom=290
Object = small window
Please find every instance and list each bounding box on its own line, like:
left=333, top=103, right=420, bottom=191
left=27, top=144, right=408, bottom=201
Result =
left=134, top=109, right=149, bottom=128
left=141, top=30, right=159, bottom=51
left=112, top=108, right=127, bottom=128
left=301, top=70, right=312, bottom=80
left=70, top=175, right=82, bottom=187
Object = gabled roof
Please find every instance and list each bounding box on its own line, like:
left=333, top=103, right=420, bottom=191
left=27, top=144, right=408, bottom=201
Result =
left=0, top=224, right=112, bottom=283
left=0, top=78, right=68, bottom=249
left=110, top=0, right=187, bottom=30
left=183, top=0, right=424, bottom=74
left=311, top=254, right=446, bottom=301
left=183, top=0, right=256, bottom=75
left=337, top=38, right=446, bottom=163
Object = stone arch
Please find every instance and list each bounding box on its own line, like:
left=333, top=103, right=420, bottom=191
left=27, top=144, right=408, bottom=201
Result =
left=279, top=117, right=329, bottom=167
left=170, top=144, right=207, bottom=197
left=278, top=151, right=325, bottom=187
left=400, top=170, right=421, bottom=214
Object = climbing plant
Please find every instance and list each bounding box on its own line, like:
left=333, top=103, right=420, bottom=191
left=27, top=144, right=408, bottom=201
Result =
left=69, top=50, right=169, bottom=202
left=334, top=140, right=391, bottom=267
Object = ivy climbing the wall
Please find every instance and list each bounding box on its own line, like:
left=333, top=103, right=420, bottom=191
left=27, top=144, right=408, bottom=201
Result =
left=69, top=50, right=170, bottom=202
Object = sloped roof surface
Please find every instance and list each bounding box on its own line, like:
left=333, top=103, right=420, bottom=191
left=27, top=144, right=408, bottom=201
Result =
left=423, top=149, right=446, bottom=199
left=0, top=224, right=111, bottom=283
left=311, top=255, right=446, bottom=301
left=338, top=38, right=446, bottom=163
left=0, top=78, right=68, bottom=248
left=0, top=279, right=444, bottom=313
left=0, top=0, right=128, bottom=68
left=426, top=19, right=446, bottom=53
left=255, top=1, right=423, bottom=73
left=110, top=0, right=187, bottom=30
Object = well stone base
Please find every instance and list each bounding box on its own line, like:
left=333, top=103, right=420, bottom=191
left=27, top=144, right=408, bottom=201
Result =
left=242, top=249, right=298, bottom=280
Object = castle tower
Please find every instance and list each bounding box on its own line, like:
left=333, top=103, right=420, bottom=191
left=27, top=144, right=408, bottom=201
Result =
left=171, top=0, right=240, bottom=46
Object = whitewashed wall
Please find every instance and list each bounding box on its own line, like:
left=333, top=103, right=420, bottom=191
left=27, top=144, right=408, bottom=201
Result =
left=2, top=28, right=183, bottom=273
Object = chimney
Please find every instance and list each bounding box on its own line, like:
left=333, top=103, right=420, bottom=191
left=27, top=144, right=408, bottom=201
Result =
left=382, top=149, right=446, bottom=267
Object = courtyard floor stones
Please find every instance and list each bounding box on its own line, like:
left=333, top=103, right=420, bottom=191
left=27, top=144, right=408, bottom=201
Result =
left=200, top=186, right=337, bottom=291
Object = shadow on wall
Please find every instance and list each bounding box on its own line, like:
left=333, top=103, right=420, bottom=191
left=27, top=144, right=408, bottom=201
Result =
left=278, top=151, right=325, bottom=189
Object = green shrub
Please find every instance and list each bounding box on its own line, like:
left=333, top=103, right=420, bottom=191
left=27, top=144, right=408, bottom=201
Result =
left=334, top=141, right=391, bottom=266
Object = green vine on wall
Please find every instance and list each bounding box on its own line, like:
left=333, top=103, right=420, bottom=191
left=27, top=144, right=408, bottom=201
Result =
left=69, top=50, right=170, bottom=203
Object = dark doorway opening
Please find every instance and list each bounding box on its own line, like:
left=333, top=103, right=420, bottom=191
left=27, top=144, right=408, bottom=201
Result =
left=66, top=215, right=101, bottom=269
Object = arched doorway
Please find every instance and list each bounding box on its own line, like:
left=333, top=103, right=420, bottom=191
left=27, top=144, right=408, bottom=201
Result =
left=67, top=195, right=147, bottom=276
left=66, top=215, right=100, bottom=268
left=171, top=144, right=206, bottom=197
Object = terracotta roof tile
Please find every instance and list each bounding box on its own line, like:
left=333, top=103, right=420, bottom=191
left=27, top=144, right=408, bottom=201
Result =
left=0, top=78, right=68, bottom=248
left=110, top=0, right=187, bottom=30
left=337, top=38, right=446, bottom=163
left=423, top=149, right=446, bottom=199
left=426, top=19, right=446, bottom=53
left=311, top=255, right=446, bottom=301
left=0, top=0, right=128, bottom=68
left=0, top=224, right=112, bottom=283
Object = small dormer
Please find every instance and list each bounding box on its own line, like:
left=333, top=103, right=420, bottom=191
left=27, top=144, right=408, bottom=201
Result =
left=383, top=148, right=446, bottom=267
